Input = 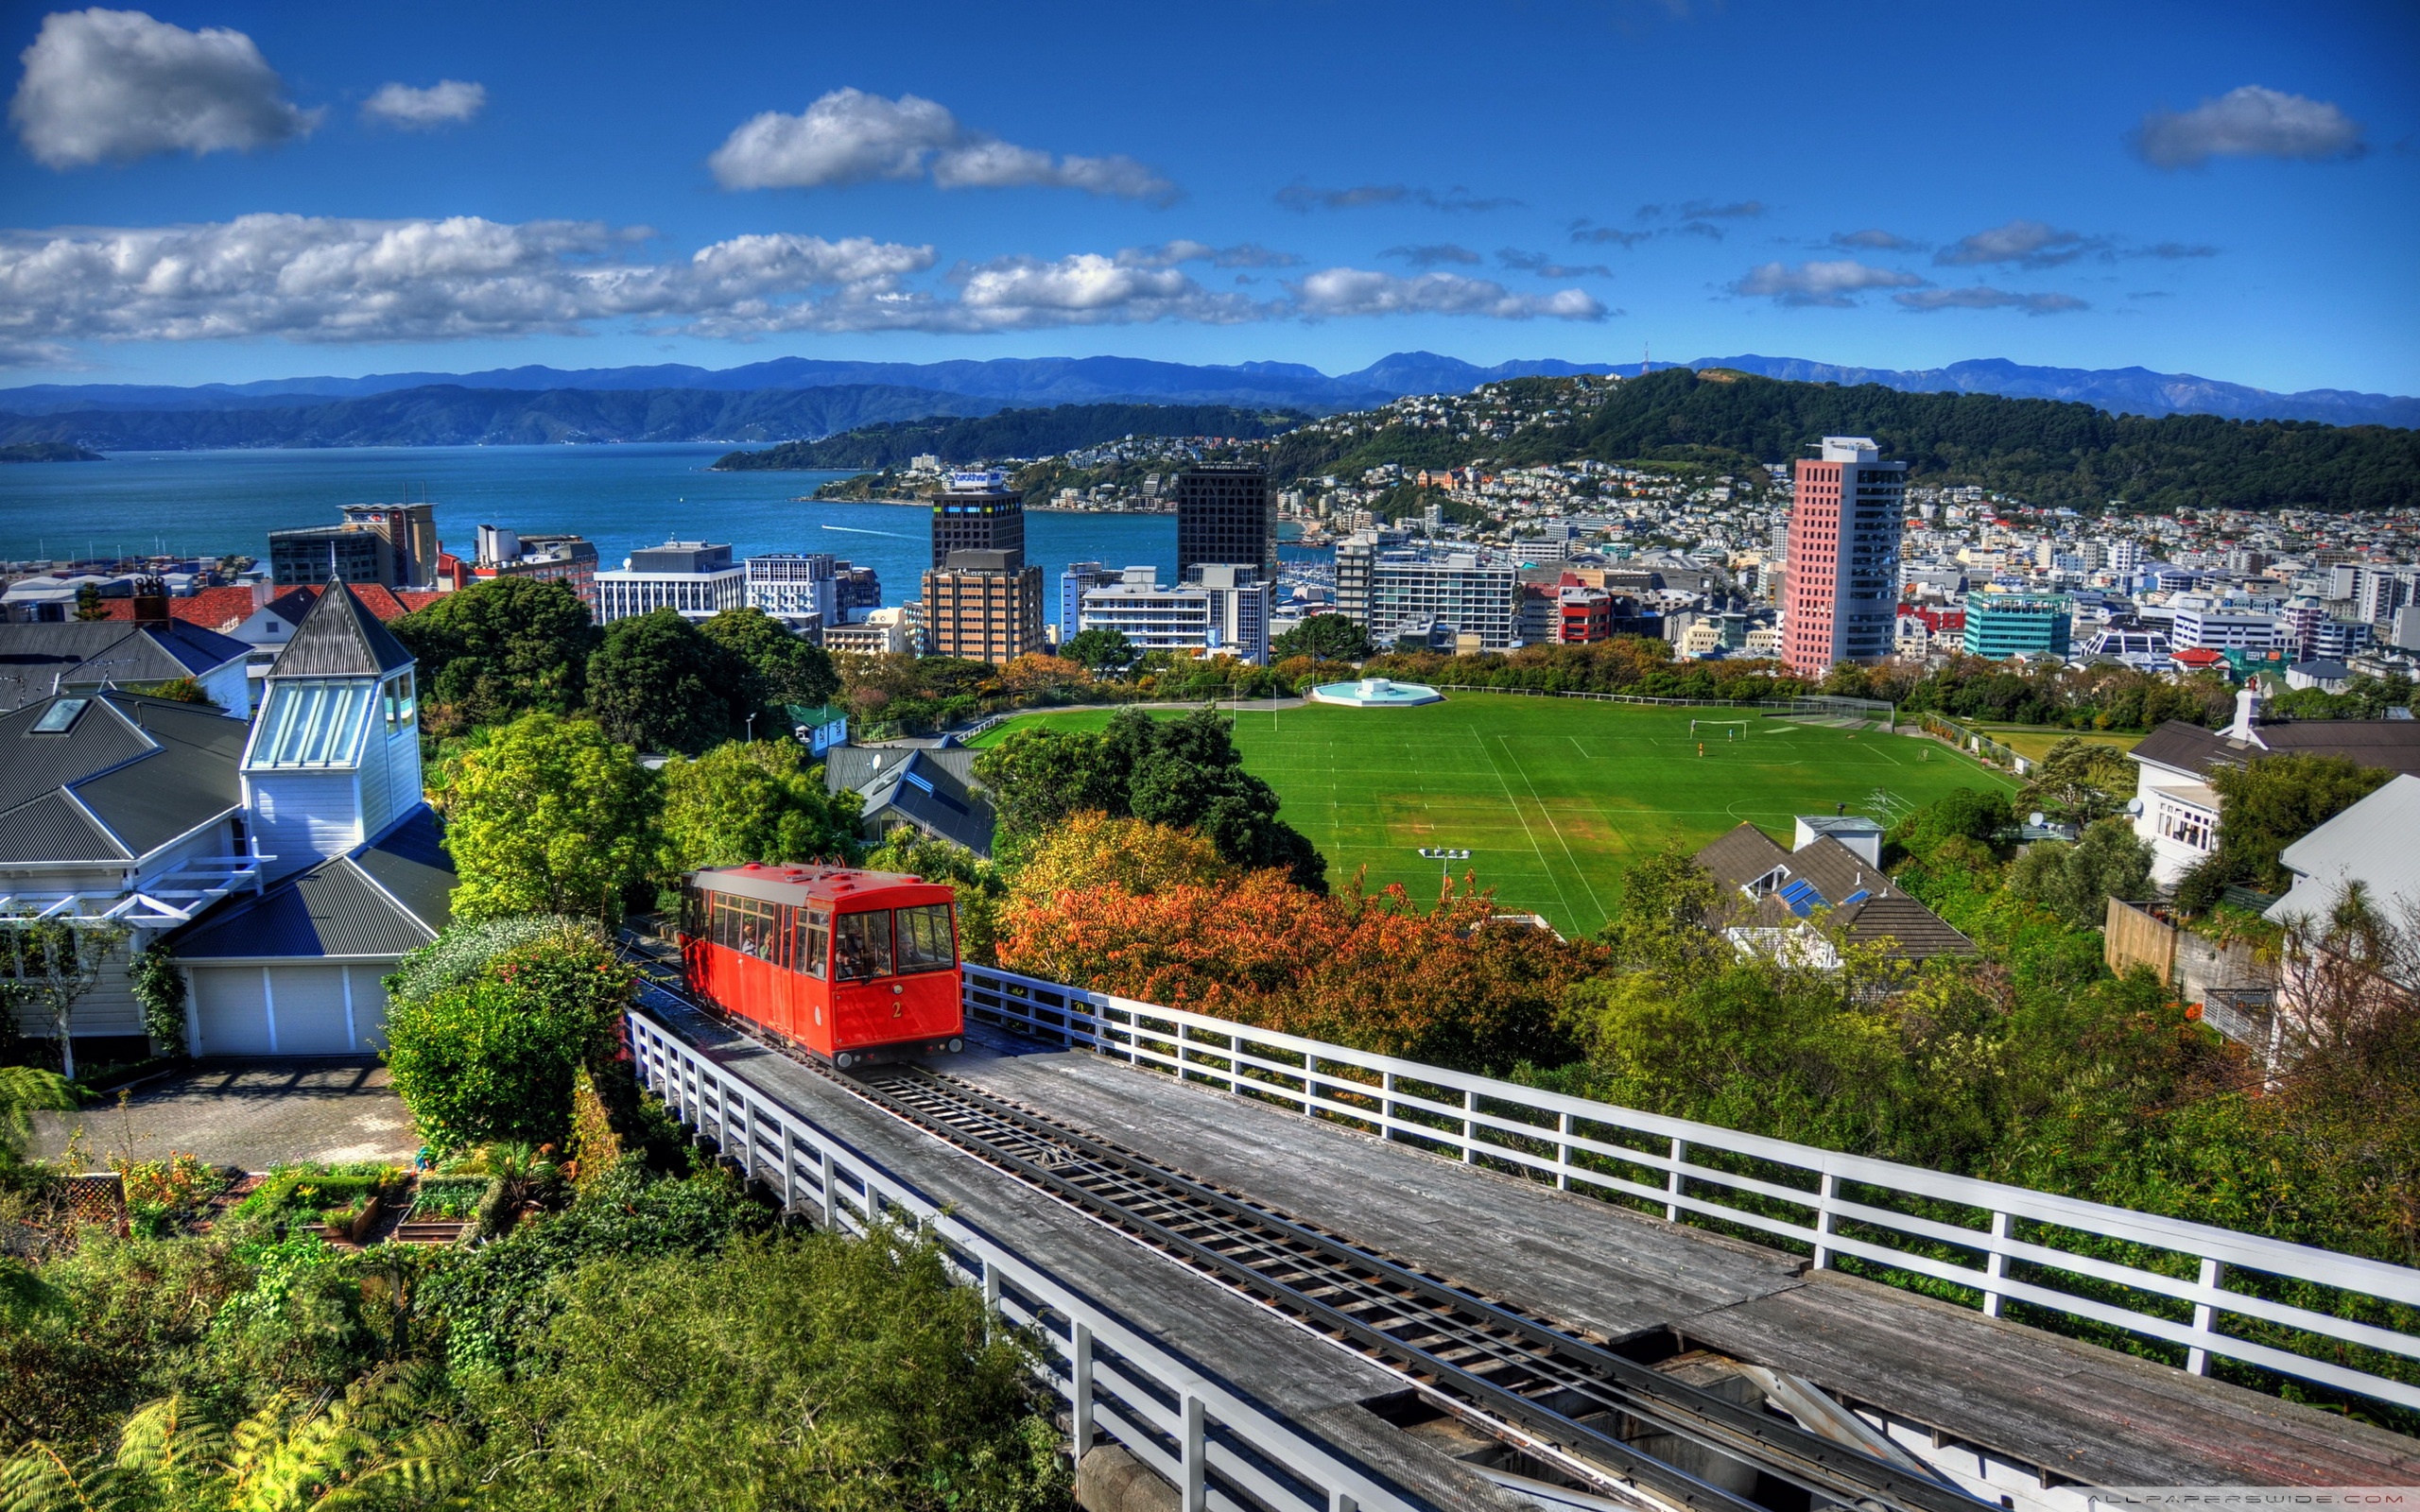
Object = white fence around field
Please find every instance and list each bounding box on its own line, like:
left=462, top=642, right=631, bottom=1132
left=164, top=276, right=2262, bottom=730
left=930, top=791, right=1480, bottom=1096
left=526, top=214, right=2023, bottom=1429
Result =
left=959, top=963, right=2420, bottom=1415
left=624, top=1009, right=1408, bottom=1512
left=1426, top=687, right=1897, bottom=727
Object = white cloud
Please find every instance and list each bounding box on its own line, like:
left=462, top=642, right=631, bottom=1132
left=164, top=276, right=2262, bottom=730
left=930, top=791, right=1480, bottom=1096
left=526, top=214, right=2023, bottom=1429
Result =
left=361, top=78, right=485, bottom=129
left=1830, top=228, right=1921, bottom=251
left=1289, top=268, right=1605, bottom=320
left=1731, top=260, right=1924, bottom=307
left=10, top=8, right=317, bottom=168
left=2133, top=85, right=2365, bottom=170
left=1895, top=287, right=2086, bottom=316
left=708, top=87, right=1174, bottom=201
left=1936, top=219, right=2099, bottom=268
left=0, top=218, right=1623, bottom=360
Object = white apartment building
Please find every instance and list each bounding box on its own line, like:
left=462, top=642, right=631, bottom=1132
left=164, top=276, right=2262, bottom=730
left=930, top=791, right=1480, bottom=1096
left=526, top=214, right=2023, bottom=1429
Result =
left=2168, top=593, right=2282, bottom=652
left=745, top=553, right=838, bottom=630
left=595, top=541, right=747, bottom=625
left=1363, top=550, right=1518, bottom=650
left=1077, top=565, right=1272, bottom=663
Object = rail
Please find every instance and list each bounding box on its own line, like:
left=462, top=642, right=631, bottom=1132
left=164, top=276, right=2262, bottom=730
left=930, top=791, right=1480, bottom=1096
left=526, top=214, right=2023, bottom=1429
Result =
left=624, top=1006, right=1411, bottom=1512
left=959, top=962, right=2420, bottom=1415
left=1426, top=688, right=1896, bottom=728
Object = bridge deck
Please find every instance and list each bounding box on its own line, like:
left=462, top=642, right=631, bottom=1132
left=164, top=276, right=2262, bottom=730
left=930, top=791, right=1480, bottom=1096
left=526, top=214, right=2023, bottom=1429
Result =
left=642, top=991, right=1537, bottom=1512
left=950, top=1026, right=2418, bottom=1489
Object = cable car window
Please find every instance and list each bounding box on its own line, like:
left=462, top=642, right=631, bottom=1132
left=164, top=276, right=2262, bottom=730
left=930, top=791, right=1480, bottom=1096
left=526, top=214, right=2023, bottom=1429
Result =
left=773, top=904, right=794, bottom=970
left=833, top=910, right=892, bottom=981
left=894, top=903, right=957, bottom=972
left=709, top=893, right=734, bottom=950
left=793, top=908, right=829, bottom=979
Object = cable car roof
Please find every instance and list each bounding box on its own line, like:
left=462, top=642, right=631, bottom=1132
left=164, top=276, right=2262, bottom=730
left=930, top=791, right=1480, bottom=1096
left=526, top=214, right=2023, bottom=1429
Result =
left=688, top=863, right=952, bottom=908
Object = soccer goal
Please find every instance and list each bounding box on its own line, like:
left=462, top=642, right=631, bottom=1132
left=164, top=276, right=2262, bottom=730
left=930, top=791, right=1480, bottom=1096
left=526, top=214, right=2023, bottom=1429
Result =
left=1689, top=717, right=1754, bottom=741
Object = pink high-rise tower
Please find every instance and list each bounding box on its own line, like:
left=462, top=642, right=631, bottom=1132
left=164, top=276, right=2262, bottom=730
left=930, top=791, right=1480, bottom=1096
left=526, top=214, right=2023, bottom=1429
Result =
left=1782, top=437, right=1906, bottom=678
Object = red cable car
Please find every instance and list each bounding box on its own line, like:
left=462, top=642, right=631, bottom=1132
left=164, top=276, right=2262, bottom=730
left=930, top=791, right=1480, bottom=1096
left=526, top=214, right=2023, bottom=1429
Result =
left=679, top=864, right=965, bottom=1069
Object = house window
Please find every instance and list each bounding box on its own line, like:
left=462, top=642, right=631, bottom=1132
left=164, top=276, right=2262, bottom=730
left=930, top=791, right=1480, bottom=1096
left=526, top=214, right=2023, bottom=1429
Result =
left=382, top=670, right=416, bottom=733
left=251, top=679, right=372, bottom=767
left=2157, top=802, right=2215, bottom=852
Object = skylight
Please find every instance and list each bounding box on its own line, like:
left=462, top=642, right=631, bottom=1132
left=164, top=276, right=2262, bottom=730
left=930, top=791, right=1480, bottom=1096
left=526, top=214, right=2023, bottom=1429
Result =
left=30, top=697, right=88, bottom=733
left=250, top=679, right=371, bottom=768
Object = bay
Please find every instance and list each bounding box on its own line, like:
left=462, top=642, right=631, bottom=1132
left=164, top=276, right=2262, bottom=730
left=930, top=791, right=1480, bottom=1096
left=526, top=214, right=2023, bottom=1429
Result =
left=0, top=444, right=1201, bottom=629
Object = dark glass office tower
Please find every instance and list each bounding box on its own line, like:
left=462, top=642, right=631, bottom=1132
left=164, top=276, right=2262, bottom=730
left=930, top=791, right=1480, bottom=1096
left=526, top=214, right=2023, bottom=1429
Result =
left=1177, top=463, right=1275, bottom=585
left=931, top=471, right=1027, bottom=569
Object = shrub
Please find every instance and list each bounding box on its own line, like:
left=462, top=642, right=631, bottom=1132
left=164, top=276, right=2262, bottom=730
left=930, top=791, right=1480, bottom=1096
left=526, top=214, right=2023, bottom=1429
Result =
left=407, top=1175, right=489, bottom=1221
left=126, top=942, right=187, bottom=1048
left=385, top=915, right=582, bottom=1009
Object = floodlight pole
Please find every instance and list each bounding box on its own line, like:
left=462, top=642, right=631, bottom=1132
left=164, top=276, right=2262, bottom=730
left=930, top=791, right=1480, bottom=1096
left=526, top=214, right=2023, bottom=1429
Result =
left=1416, top=847, right=1473, bottom=889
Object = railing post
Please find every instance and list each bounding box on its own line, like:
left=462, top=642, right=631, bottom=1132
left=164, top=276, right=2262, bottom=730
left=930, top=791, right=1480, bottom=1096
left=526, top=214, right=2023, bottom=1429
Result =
left=780, top=1125, right=796, bottom=1215
left=1181, top=1393, right=1207, bottom=1512
left=1982, top=1211, right=2011, bottom=1317
left=982, top=1260, right=1001, bottom=1344
left=819, top=1143, right=837, bottom=1230
left=1071, top=1321, right=1095, bottom=1459
left=1303, top=1053, right=1318, bottom=1116
left=1556, top=1111, right=1573, bottom=1192
left=1666, top=1138, right=1687, bottom=1221
left=1380, top=1071, right=1396, bottom=1138
left=2187, top=1256, right=2223, bottom=1374
left=1330, top=1492, right=1359, bottom=1512
left=1461, top=1088, right=1477, bottom=1162
left=1810, top=1172, right=1840, bottom=1269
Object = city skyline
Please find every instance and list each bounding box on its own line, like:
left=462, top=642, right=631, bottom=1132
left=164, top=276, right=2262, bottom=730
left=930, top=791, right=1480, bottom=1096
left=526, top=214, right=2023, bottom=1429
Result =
left=0, top=1, right=2411, bottom=396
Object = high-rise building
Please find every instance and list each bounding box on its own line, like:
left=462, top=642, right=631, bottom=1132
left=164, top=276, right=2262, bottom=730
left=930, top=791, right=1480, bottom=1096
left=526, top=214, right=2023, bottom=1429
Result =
left=1962, top=594, right=2072, bottom=660
left=1781, top=438, right=1906, bottom=678
left=472, top=525, right=599, bottom=606
left=595, top=541, right=747, bottom=624
left=921, top=551, right=1045, bottom=664
left=745, top=553, right=838, bottom=629
left=930, top=472, right=1025, bottom=567
left=1177, top=463, right=1276, bottom=585
left=1059, top=561, right=1125, bottom=637
left=268, top=502, right=439, bottom=590
left=1360, top=550, right=1518, bottom=650
left=1075, top=565, right=1272, bottom=664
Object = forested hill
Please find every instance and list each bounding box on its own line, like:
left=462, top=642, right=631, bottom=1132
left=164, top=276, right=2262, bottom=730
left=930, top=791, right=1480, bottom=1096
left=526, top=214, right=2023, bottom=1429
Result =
left=1268, top=369, right=2420, bottom=512
left=713, top=403, right=1306, bottom=471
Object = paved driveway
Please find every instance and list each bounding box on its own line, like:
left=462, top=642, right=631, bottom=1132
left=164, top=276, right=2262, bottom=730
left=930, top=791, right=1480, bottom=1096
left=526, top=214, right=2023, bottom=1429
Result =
left=30, top=1059, right=418, bottom=1171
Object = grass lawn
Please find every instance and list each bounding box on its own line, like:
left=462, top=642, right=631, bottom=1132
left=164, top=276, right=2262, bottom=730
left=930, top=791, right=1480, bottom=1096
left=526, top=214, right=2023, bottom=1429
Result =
left=1966, top=724, right=2144, bottom=763
left=970, top=695, right=2016, bottom=936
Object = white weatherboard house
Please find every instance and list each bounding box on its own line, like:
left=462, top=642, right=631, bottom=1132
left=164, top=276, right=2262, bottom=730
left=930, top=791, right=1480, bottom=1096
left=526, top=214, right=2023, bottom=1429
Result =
left=0, top=583, right=455, bottom=1065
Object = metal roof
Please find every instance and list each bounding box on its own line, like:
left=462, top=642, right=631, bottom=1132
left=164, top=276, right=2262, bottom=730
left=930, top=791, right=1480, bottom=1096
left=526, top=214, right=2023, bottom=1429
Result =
left=172, top=807, right=455, bottom=960
left=856, top=747, right=996, bottom=857
left=0, top=621, right=249, bottom=712
left=2131, top=716, right=2420, bottom=781
left=1694, top=822, right=1975, bottom=960
left=2265, top=773, right=2420, bottom=927
left=0, top=693, right=245, bottom=865
left=267, top=581, right=415, bottom=678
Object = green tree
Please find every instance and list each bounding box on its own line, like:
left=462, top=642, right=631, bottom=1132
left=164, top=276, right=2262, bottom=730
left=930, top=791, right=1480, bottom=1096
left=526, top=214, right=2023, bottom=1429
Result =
left=389, top=576, right=599, bottom=726
left=382, top=921, right=635, bottom=1151
left=71, top=582, right=107, bottom=621
left=466, top=1230, right=1068, bottom=1512
left=2007, top=817, right=2156, bottom=929
left=585, top=610, right=750, bottom=756
left=2175, top=753, right=2392, bottom=910
left=861, top=831, right=1007, bottom=965
left=441, top=713, right=661, bottom=922
left=1059, top=627, right=1134, bottom=674
left=0, top=919, right=128, bottom=1080
left=657, top=740, right=862, bottom=876
left=697, top=608, right=840, bottom=723
left=2019, top=738, right=2136, bottom=824
left=1270, top=612, right=1370, bottom=662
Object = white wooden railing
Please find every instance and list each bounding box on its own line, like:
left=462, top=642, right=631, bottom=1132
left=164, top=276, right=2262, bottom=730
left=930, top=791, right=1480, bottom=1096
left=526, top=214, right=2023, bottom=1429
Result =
left=624, top=1008, right=1408, bottom=1512
left=959, top=962, right=2420, bottom=1415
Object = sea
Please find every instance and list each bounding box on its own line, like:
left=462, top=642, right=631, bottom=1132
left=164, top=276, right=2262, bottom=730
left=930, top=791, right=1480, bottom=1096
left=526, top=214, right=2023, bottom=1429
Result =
left=0, top=443, right=1323, bottom=630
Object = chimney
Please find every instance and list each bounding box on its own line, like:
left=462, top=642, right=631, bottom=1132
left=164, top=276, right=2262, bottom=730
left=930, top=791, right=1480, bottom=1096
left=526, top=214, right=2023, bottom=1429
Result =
left=251, top=577, right=275, bottom=611
left=132, top=593, right=169, bottom=625
left=2229, top=683, right=2261, bottom=742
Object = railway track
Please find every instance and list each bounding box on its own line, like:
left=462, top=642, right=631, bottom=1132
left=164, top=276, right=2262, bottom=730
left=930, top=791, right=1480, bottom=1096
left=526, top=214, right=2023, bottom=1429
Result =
left=616, top=949, right=1994, bottom=1512
left=837, top=1061, right=1988, bottom=1512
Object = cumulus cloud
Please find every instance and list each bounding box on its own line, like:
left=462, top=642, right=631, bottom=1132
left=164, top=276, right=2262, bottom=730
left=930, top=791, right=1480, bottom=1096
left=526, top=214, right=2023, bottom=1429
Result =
left=1830, top=228, right=1922, bottom=251
left=1731, top=259, right=1925, bottom=307
left=1497, top=248, right=1611, bottom=279
left=361, top=78, right=485, bottom=129
left=1894, top=287, right=2086, bottom=316
left=10, top=8, right=318, bottom=168
left=707, top=88, right=1175, bottom=202
left=1289, top=268, right=1604, bottom=320
left=1274, top=181, right=1519, bottom=214
left=0, top=217, right=1617, bottom=360
left=2133, top=85, right=2365, bottom=170
left=1382, top=243, right=1481, bottom=267
left=1935, top=218, right=2100, bottom=268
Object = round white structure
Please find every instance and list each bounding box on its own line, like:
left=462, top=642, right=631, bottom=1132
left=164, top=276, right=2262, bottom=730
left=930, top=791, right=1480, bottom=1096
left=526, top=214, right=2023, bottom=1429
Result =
left=1307, top=677, right=1443, bottom=708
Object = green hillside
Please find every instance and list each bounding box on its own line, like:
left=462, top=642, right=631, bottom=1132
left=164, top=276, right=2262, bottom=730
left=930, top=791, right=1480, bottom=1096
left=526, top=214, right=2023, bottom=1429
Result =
left=714, top=402, right=1305, bottom=472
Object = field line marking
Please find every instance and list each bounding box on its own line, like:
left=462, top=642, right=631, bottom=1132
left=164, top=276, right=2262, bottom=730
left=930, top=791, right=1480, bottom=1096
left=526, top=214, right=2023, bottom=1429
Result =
left=1467, top=730, right=1578, bottom=924
left=1568, top=735, right=1596, bottom=760
left=1499, top=732, right=1608, bottom=922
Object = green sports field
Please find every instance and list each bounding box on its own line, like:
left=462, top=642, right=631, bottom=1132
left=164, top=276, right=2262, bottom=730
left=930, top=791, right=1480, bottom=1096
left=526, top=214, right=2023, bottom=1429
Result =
left=971, top=695, right=2016, bottom=936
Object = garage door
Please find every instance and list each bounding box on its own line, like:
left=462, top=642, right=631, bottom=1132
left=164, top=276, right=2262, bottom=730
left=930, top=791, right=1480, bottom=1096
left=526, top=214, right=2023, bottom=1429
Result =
left=191, top=964, right=388, bottom=1056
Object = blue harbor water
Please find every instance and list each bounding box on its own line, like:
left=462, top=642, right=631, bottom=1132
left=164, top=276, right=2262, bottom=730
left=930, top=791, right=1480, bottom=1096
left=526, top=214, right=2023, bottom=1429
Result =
left=0, top=444, right=1283, bottom=630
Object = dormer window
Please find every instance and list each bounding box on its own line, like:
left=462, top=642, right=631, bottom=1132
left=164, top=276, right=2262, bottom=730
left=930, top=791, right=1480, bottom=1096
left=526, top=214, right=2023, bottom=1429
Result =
left=383, top=670, right=416, bottom=733
left=251, top=679, right=372, bottom=767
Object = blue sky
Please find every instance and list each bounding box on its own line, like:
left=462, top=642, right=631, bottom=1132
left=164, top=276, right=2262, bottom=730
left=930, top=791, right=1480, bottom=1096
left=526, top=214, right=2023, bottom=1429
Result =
left=3, top=0, right=2412, bottom=394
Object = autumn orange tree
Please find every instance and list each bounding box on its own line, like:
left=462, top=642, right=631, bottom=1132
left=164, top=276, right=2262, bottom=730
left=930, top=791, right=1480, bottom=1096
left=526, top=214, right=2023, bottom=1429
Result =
left=1001, top=864, right=1602, bottom=1073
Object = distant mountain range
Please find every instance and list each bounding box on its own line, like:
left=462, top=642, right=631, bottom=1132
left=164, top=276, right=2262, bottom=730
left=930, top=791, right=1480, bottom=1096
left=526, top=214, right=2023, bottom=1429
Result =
left=0, top=352, right=2408, bottom=449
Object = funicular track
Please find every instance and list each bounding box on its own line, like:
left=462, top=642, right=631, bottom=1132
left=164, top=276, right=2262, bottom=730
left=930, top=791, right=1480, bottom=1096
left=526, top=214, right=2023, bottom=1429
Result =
left=822, top=1057, right=1993, bottom=1512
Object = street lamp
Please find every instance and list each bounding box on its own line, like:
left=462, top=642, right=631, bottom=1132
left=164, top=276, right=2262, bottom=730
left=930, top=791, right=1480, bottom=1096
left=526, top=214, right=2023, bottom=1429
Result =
left=1416, top=847, right=1472, bottom=889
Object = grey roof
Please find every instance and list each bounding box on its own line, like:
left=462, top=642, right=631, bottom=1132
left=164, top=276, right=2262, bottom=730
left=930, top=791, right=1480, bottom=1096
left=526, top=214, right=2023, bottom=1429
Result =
left=0, top=621, right=249, bottom=712
left=1694, top=823, right=1975, bottom=961
left=0, top=693, right=246, bottom=864
left=173, top=808, right=453, bottom=960
left=822, top=743, right=982, bottom=799
left=268, top=581, right=413, bottom=678
left=2131, top=717, right=2420, bottom=780
left=2265, top=774, right=2420, bottom=927
left=851, top=747, right=996, bottom=857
